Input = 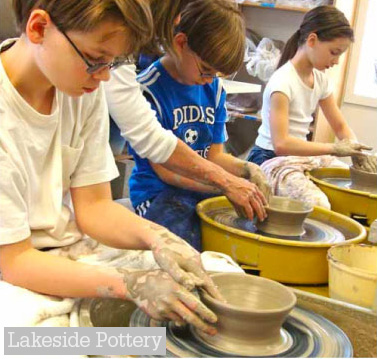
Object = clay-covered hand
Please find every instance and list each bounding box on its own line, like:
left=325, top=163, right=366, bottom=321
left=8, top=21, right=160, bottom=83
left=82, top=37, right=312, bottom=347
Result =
left=148, top=223, right=224, bottom=301
left=223, top=176, right=267, bottom=221
left=118, top=268, right=217, bottom=335
left=332, top=139, right=372, bottom=157
left=243, top=162, right=272, bottom=201
left=352, top=153, right=377, bottom=173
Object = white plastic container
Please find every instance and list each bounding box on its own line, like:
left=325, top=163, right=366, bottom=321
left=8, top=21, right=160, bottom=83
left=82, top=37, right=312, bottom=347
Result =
left=328, top=244, right=377, bottom=310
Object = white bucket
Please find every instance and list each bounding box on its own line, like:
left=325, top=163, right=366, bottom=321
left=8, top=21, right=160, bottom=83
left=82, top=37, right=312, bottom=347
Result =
left=328, top=244, right=377, bottom=310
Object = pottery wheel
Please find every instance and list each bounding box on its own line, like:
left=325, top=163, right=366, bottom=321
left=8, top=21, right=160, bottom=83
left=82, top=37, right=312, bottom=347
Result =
left=130, top=306, right=352, bottom=358
left=213, top=212, right=345, bottom=244
left=323, top=177, right=377, bottom=195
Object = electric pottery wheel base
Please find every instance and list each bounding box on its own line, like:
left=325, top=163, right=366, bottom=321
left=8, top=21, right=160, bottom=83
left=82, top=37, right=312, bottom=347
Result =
left=196, top=196, right=366, bottom=284
left=309, top=168, right=377, bottom=227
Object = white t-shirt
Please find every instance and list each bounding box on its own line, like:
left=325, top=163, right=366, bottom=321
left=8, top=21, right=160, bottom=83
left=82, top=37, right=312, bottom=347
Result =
left=256, top=61, right=333, bottom=151
left=104, top=64, right=178, bottom=163
left=0, top=39, right=119, bottom=249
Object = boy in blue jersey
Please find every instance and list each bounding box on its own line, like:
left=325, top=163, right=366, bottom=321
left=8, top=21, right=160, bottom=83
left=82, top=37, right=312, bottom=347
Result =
left=128, top=0, right=270, bottom=250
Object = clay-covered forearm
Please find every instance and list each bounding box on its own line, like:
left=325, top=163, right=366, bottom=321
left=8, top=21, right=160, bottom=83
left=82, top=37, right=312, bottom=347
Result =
left=71, top=185, right=167, bottom=250
left=0, top=240, right=127, bottom=299
left=151, top=162, right=220, bottom=193
left=161, top=140, right=236, bottom=192
left=208, top=151, right=249, bottom=178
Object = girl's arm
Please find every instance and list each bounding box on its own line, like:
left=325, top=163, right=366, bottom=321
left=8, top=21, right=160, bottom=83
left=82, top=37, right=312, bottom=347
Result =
left=269, top=92, right=335, bottom=156
left=320, top=95, right=377, bottom=172
left=270, top=92, right=370, bottom=157
left=149, top=162, right=221, bottom=194
left=318, top=94, right=356, bottom=140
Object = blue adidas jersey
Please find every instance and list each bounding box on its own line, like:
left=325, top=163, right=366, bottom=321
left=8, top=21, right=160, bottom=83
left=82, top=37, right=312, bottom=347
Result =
left=128, top=59, right=228, bottom=208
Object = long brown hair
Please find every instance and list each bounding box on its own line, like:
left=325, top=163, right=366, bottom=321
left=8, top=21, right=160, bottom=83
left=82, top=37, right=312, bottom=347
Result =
left=277, top=5, right=354, bottom=69
left=175, top=0, right=245, bottom=76
left=12, top=0, right=153, bottom=55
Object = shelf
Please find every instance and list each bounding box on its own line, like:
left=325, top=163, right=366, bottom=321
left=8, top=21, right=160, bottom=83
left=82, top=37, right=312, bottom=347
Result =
left=228, top=111, right=261, bottom=122
left=223, top=79, right=261, bottom=94
left=239, top=1, right=310, bottom=13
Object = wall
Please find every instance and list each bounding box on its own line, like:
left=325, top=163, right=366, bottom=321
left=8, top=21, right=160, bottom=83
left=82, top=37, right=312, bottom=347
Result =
left=339, top=0, right=377, bottom=149
left=0, top=0, right=19, bottom=41
left=341, top=103, right=377, bottom=149
left=315, top=0, right=377, bottom=149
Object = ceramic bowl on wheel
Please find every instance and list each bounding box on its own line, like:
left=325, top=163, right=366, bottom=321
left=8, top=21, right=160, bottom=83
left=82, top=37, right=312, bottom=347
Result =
left=256, top=196, right=313, bottom=237
left=349, top=166, right=377, bottom=194
left=196, top=272, right=296, bottom=356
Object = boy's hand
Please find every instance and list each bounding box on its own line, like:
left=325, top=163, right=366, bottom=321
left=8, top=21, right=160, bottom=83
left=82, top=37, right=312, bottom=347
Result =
left=332, top=139, right=372, bottom=157
left=147, top=224, right=224, bottom=301
left=118, top=268, right=217, bottom=335
left=243, top=162, right=272, bottom=201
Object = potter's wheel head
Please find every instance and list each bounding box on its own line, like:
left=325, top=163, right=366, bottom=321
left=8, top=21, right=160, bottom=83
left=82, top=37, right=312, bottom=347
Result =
left=130, top=306, right=353, bottom=358
left=256, top=196, right=313, bottom=237
left=195, top=273, right=296, bottom=356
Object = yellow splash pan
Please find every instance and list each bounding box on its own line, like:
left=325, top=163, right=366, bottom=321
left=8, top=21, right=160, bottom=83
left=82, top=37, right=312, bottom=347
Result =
left=309, top=168, right=377, bottom=227
left=197, top=196, right=366, bottom=285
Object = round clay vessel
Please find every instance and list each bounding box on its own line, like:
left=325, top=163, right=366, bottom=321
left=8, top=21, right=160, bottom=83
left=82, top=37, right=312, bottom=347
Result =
left=349, top=166, right=377, bottom=194
left=196, top=273, right=296, bottom=356
left=256, top=196, right=313, bottom=237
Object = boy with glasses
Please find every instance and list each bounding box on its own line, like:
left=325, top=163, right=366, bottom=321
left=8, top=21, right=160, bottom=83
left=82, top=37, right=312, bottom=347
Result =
left=0, top=0, right=223, bottom=333
left=128, top=0, right=271, bottom=251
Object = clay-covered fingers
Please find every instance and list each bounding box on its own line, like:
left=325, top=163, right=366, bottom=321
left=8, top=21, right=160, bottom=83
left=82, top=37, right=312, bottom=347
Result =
left=259, top=181, right=272, bottom=202
left=248, top=187, right=267, bottom=220
left=166, top=312, right=186, bottom=326
left=250, top=195, right=266, bottom=221
left=361, top=155, right=377, bottom=173
left=158, top=254, right=204, bottom=291
left=352, top=154, right=377, bottom=173
left=369, top=156, right=377, bottom=172
left=231, top=201, right=252, bottom=220
left=182, top=261, right=224, bottom=301
left=254, top=185, right=268, bottom=206
left=173, top=293, right=217, bottom=335
left=246, top=164, right=272, bottom=201
left=360, top=157, right=374, bottom=173
left=355, top=143, right=373, bottom=152
left=333, top=139, right=373, bottom=157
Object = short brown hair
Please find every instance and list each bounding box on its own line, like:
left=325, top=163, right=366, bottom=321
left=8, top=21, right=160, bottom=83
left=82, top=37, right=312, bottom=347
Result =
left=12, top=0, right=153, bottom=54
left=141, top=0, right=192, bottom=56
left=175, top=0, right=245, bottom=75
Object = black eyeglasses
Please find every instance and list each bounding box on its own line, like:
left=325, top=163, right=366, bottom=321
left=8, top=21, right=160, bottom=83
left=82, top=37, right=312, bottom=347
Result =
left=191, top=52, right=225, bottom=79
left=57, top=26, right=133, bottom=74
